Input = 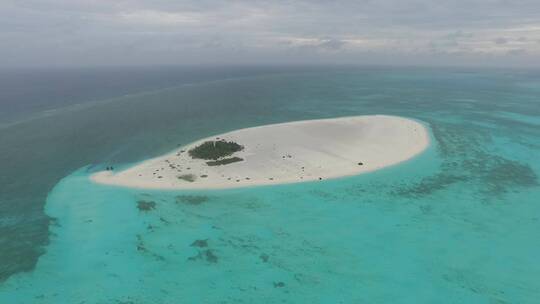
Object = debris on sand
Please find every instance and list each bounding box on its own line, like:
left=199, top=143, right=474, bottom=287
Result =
left=177, top=174, right=196, bottom=182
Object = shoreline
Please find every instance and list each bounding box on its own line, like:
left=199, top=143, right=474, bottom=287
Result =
left=91, top=115, right=430, bottom=190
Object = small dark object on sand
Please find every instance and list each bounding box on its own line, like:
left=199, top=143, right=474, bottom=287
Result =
left=358, top=162, right=364, bottom=166
left=177, top=174, right=196, bottom=182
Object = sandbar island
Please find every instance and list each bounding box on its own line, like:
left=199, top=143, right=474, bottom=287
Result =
left=91, top=115, right=429, bottom=189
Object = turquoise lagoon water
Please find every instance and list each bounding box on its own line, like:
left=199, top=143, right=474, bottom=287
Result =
left=0, top=67, right=539, bottom=303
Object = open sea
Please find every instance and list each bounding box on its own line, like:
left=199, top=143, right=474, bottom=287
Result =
left=0, top=66, right=539, bottom=303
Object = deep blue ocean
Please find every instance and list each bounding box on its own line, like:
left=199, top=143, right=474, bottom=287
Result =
left=0, top=66, right=539, bottom=303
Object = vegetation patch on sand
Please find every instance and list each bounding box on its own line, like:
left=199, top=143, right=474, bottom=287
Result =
left=206, top=156, right=244, bottom=166
left=137, top=200, right=156, bottom=211
left=188, top=140, right=243, bottom=160
left=177, top=174, right=197, bottom=182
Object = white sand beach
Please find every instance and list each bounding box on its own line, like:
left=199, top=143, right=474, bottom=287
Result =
left=91, top=115, right=429, bottom=189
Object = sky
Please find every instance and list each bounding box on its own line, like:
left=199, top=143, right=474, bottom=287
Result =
left=2, top=0, right=540, bottom=67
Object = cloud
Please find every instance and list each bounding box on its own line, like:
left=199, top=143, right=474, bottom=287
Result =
left=118, top=10, right=202, bottom=26
left=286, top=37, right=348, bottom=52
left=506, top=48, right=527, bottom=56
left=494, top=37, right=508, bottom=45
left=317, top=38, right=346, bottom=51
left=445, top=31, right=474, bottom=39
left=1, top=0, right=540, bottom=67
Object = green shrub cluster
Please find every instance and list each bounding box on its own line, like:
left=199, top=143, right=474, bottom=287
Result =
left=188, top=140, right=243, bottom=160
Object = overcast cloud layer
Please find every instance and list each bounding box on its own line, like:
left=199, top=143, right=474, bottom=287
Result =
left=2, top=0, right=540, bottom=67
